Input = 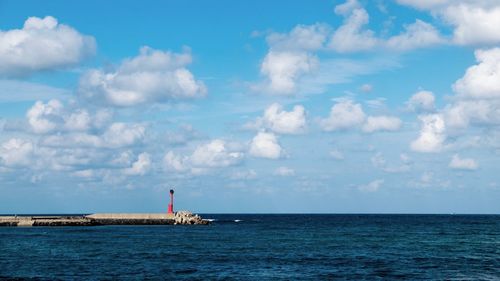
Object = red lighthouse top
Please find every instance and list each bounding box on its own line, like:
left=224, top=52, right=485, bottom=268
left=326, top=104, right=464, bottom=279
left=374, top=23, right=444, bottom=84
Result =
left=168, top=189, right=174, bottom=214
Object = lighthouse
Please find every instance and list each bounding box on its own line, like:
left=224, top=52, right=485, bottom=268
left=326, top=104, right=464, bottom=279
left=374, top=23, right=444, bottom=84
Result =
left=167, top=189, right=174, bottom=214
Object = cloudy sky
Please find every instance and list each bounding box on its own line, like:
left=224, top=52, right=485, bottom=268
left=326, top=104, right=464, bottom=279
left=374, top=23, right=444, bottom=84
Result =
left=1, top=0, right=500, bottom=214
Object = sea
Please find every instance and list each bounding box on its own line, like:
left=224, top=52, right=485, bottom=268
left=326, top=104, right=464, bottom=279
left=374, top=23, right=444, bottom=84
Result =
left=0, top=214, right=499, bottom=280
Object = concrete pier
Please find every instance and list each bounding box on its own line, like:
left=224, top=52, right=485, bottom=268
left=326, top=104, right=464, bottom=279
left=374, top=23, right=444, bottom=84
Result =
left=0, top=212, right=208, bottom=227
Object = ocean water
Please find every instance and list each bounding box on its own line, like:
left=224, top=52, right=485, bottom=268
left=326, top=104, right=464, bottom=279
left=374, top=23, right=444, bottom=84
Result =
left=0, top=214, right=499, bottom=280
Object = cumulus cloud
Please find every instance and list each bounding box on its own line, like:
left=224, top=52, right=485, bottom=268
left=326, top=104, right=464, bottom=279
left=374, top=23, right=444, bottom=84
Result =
left=259, top=51, right=318, bottom=95
left=123, top=152, right=151, bottom=176
left=319, top=99, right=366, bottom=131
left=164, top=139, right=244, bottom=174
left=329, top=1, right=443, bottom=52
left=26, top=99, right=112, bottom=134
left=410, top=114, right=446, bottom=153
left=397, top=1, right=500, bottom=46
left=249, top=132, right=283, bottom=159
left=453, top=48, right=500, bottom=99
left=329, top=4, right=378, bottom=53
left=254, top=0, right=446, bottom=95
left=0, top=16, right=96, bottom=77
left=101, top=123, right=146, bottom=148
left=266, top=24, right=329, bottom=51
left=41, top=122, right=146, bottom=149
left=26, top=100, right=64, bottom=134
left=442, top=48, right=500, bottom=130
left=190, top=140, right=243, bottom=168
left=248, top=103, right=307, bottom=134
left=78, top=46, right=206, bottom=106
left=444, top=4, right=500, bottom=46
left=0, top=138, right=34, bottom=167
left=444, top=100, right=500, bottom=129
left=334, top=0, right=362, bottom=15
left=358, top=179, right=384, bottom=192
left=449, top=154, right=478, bottom=170
left=273, top=166, right=295, bottom=176
left=320, top=99, right=402, bottom=133
left=407, top=90, right=436, bottom=112
left=362, top=116, right=402, bottom=133
left=255, top=24, right=329, bottom=95
left=163, top=151, right=187, bottom=172
left=386, top=20, right=444, bottom=51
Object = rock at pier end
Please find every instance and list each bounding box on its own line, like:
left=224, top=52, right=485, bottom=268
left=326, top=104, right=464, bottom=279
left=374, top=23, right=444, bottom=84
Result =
left=174, top=211, right=209, bottom=225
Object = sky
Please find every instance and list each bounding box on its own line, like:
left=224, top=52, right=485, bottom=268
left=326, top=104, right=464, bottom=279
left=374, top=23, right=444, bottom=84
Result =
left=1, top=0, right=500, bottom=214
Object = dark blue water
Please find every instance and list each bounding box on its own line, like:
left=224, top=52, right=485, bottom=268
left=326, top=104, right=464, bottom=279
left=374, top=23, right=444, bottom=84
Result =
left=1, top=214, right=499, bottom=280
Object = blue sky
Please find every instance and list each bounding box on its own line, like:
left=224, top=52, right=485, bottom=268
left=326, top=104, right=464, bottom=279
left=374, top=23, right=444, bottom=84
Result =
left=1, top=0, right=500, bottom=214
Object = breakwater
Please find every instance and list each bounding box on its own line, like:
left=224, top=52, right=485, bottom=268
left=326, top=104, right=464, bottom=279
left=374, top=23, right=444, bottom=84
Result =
left=0, top=211, right=208, bottom=227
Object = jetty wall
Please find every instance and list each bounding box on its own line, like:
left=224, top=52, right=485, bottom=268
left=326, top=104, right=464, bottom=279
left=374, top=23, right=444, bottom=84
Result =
left=0, top=212, right=207, bottom=227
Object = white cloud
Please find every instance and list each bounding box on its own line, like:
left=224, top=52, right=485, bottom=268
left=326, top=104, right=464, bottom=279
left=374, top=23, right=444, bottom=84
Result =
left=249, top=132, right=283, bottom=159
left=360, top=84, right=373, bottom=93
left=449, top=154, right=478, bottom=170
left=358, top=179, right=384, bottom=192
left=397, top=1, right=500, bottom=46
left=444, top=4, right=500, bottom=46
left=163, top=151, right=188, bottom=172
left=123, top=152, right=151, bottom=176
left=101, top=123, right=146, bottom=148
left=371, top=152, right=411, bottom=173
left=78, top=46, right=206, bottom=106
left=0, top=16, right=95, bottom=77
left=111, top=150, right=134, bottom=166
left=362, top=116, right=402, bottom=133
left=442, top=48, right=500, bottom=130
left=319, top=99, right=366, bottom=131
left=255, top=1, right=440, bottom=96
left=330, top=149, right=344, bottom=160
left=329, top=6, right=378, bottom=53
left=72, top=169, right=95, bottom=179
left=266, top=24, right=329, bottom=51
left=410, top=114, right=446, bottom=153
left=255, top=23, right=329, bottom=95
left=444, top=100, right=500, bottom=129
left=453, top=48, right=500, bottom=99
left=41, top=122, right=146, bottom=149
left=400, top=153, right=411, bottom=164
left=371, top=152, right=386, bottom=168
left=64, top=109, right=94, bottom=131
left=320, top=99, right=401, bottom=133
left=329, top=1, right=444, bottom=52
left=386, top=20, right=444, bottom=51
left=259, top=51, right=318, bottom=95
left=26, top=100, right=64, bottom=134
left=334, top=0, right=362, bottom=15
left=164, top=139, right=244, bottom=174
left=230, top=169, right=257, bottom=180
left=0, top=138, right=34, bottom=167
left=249, top=103, right=307, bottom=134
left=273, top=166, right=295, bottom=176
left=407, top=90, right=436, bottom=112
left=26, top=99, right=113, bottom=134
left=190, top=139, right=243, bottom=168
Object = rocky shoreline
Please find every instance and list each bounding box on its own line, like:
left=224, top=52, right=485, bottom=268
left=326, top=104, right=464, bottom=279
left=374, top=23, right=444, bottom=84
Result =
left=0, top=211, right=209, bottom=227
